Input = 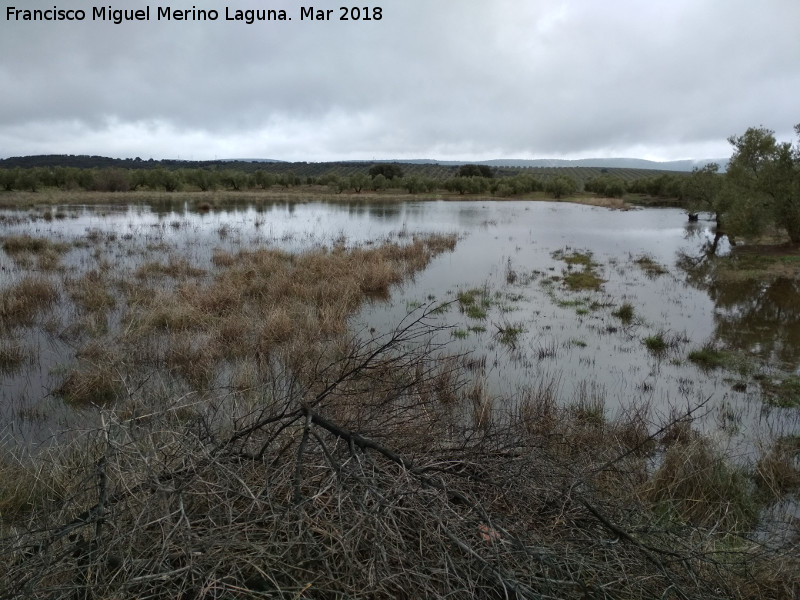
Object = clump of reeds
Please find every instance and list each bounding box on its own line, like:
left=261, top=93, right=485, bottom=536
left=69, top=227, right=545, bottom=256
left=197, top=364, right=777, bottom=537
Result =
left=66, top=269, right=116, bottom=313
left=56, top=361, right=122, bottom=406
left=0, top=337, right=28, bottom=373
left=756, top=435, right=800, bottom=495
left=515, top=376, right=560, bottom=437
left=1, top=234, right=67, bottom=255
left=645, top=437, right=758, bottom=532
left=642, top=329, right=687, bottom=355
left=0, top=276, right=59, bottom=326
left=165, top=332, right=222, bottom=390
left=1, top=234, right=69, bottom=270
left=0, top=450, right=68, bottom=523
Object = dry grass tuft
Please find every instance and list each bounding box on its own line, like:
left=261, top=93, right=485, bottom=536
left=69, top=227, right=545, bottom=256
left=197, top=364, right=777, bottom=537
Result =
left=0, top=337, right=28, bottom=373
left=56, top=364, right=122, bottom=406
left=0, top=276, right=59, bottom=327
left=66, top=269, right=116, bottom=312
left=135, top=257, right=206, bottom=279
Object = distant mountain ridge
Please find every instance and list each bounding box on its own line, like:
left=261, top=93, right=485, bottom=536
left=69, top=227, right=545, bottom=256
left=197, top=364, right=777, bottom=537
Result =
left=367, top=157, right=728, bottom=172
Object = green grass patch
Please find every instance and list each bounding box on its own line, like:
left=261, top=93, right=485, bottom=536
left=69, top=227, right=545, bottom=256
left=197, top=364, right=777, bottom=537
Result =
left=687, top=345, right=731, bottom=370
left=563, top=270, right=604, bottom=291
left=497, top=324, right=524, bottom=347
left=634, top=254, right=668, bottom=276
left=552, top=249, right=596, bottom=268
left=457, top=286, right=492, bottom=319
left=430, top=302, right=450, bottom=315
left=643, top=332, right=668, bottom=353
left=552, top=248, right=605, bottom=291
left=760, top=375, right=800, bottom=408
left=612, top=302, right=635, bottom=323
left=465, top=304, right=488, bottom=320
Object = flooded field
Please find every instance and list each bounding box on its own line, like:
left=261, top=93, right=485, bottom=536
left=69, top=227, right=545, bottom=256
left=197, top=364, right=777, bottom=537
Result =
left=1, top=198, right=798, bottom=451
left=3, top=196, right=800, bottom=596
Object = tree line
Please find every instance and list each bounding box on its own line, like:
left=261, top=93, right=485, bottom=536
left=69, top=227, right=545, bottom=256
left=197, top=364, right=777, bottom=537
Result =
left=2, top=124, right=796, bottom=232
left=0, top=161, right=681, bottom=200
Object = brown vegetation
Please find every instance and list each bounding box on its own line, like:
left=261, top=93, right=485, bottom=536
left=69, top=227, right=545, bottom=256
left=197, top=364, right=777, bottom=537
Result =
left=2, top=319, right=797, bottom=598
left=0, top=223, right=798, bottom=598
left=0, top=276, right=59, bottom=327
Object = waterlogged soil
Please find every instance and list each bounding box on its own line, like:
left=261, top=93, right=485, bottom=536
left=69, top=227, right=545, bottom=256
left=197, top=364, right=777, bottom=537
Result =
left=1, top=199, right=799, bottom=453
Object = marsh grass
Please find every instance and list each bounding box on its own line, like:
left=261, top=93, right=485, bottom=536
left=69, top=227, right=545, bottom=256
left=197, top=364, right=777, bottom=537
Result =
left=2, top=234, right=69, bottom=255
left=456, top=286, right=494, bottom=322
left=66, top=269, right=116, bottom=313
left=760, top=375, right=800, bottom=408
left=634, top=254, right=669, bottom=277
left=569, top=381, right=606, bottom=427
left=552, top=248, right=606, bottom=291
left=642, top=330, right=687, bottom=355
left=612, top=301, right=636, bottom=323
left=0, top=337, right=28, bottom=373
left=645, top=438, right=759, bottom=532
left=2, top=214, right=799, bottom=596
left=135, top=257, right=207, bottom=279
left=0, top=276, right=59, bottom=327
left=496, top=323, right=524, bottom=348
left=56, top=357, right=123, bottom=406
left=643, top=332, right=668, bottom=353
left=687, top=344, right=731, bottom=370
left=756, top=435, right=800, bottom=495
left=0, top=450, right=69, bottom=523
left=0, top=233, right=72, bottom=270
left=2, top=319, right=797, bottom=598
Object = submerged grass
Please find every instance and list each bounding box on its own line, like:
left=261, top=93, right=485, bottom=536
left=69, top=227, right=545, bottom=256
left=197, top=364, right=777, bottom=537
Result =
left=760, top=375, right=800, bottom=408
left=1, top=207, right=799, bottom=597
left=552, top=248, right=606, bottom=291
left=687, top=344, right=732, bottom=370
left=634, top=254, right=669, bottom=277
left=612, top=301, right=636, bottom=323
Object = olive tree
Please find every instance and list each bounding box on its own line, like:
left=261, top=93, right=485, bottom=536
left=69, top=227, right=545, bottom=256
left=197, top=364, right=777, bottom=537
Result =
left=682, top=164, right=723, bottom=220
left=724, top=125, right=800, bottom=243
left=545, top=175, right=577, bottom=199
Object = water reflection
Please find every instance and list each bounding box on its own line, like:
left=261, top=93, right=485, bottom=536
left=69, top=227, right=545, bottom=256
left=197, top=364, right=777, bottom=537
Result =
left=1, top=199, right=798, bottom=449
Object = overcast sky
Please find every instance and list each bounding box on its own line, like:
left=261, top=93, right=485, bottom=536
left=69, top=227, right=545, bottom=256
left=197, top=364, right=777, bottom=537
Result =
left=1, top=0, right=798, bottom=162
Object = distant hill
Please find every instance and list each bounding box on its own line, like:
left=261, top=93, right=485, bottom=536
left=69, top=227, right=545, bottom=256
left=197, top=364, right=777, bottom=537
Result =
left=0, top=154, right=726, bottom=173
left=372, top=157, right=728, bottom=172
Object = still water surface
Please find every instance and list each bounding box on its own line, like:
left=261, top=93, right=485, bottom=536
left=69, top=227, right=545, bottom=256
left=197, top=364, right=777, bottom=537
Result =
left=1, top=199, right=797, bottom=451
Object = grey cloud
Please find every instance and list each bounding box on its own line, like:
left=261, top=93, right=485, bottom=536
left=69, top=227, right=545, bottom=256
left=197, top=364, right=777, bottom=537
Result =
left=1, top=0, right=798, bottom=160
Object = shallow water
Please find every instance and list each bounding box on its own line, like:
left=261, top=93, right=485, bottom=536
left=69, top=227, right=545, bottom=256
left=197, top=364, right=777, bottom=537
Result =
left=1, top=199, right=798, bottom=453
